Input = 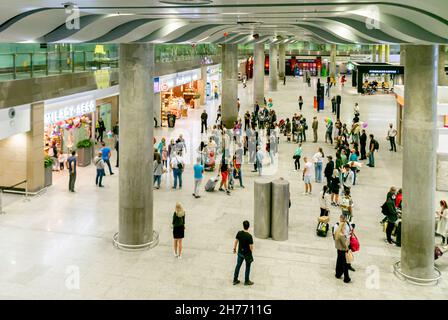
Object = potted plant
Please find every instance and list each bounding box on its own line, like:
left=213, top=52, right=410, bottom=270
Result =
left=76, top=139, right=93, bottom=167
left=44, top=156, right=54, bottom=187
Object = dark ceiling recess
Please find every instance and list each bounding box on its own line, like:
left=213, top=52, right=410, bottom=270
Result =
left=159, top=0, right=212, bottom=4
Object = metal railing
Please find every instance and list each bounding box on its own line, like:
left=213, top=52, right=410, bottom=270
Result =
left=0, top=51, right=119, bottom=81
left=0, top=180, right=30, bottom=214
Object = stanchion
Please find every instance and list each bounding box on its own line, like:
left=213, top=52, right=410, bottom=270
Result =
left=24, top=181, right=30, bottom=202
left=0, top=189, right=6, bottom=215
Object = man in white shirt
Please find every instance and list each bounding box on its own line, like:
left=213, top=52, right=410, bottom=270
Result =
left=302, top=157, right=313, bottom=195
left=387, top=123, right=397, bottom=152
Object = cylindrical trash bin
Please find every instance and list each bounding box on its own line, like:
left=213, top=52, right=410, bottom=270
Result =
left=271, top=178, right=290, bottom=241
left=254, top=178, right=272, bottom=239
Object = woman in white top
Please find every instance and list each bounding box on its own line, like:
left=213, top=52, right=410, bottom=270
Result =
left=319, top=185, right=331, bottom=216
left=436, top=200, right=448, bottom=246
left=312, top=147, right=324, bottom=183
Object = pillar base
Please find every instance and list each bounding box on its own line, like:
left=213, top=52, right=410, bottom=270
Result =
left=393, top=261, right=442, bottom=286
left=113, top=231, right=159, bottom=251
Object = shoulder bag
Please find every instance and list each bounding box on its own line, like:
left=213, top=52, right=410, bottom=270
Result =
left=345, top=250, right=354, bottom=264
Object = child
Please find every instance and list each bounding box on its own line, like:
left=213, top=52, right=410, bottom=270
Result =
left=228, top=163, right=235, bottom=190
left=58, top=152, right=67, bottom=171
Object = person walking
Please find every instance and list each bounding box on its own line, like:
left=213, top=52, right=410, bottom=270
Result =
left=100, top=141, right=114, bottom=175
left=171, top=151, right=184, bottom=190
left=326, top=120, right=333, bottom=145
left=367, top=134, right=377, bottom=167
left=193, top=157, right=204, bottom=198
left=312, top=148, right=324, bottom=183
left=67, top=151, right=77, bottom=192
left=201, top=110, right=208, bottom=134
left=96, top=117, right=106, bottom=143
left=298, top=96, right=303, bottom=111
left=387, top=123, right=397, bottom=152
left=256, top=145, right=264, bottom=176
left=360, top=129, right=367, bottom=160
left=324, top=155, right=335, bottom=188
left=293, top=143, right=302, bottom=171
left=233, top=220, right=254, bottom=286
left=154, top=154, right=163, bottom=189
left=218, top=156, right=231, bottom=195
left=312, top=116, right=318, bottom=143
left=216, top=105, right=222, bottom=123
left=94, top=151, right=105, bottom=187
left=172, top=203, right=186, bottom=259
left=333, top=214, right=351, bottom=283
left=320, top=185, right=331, bottom=216
left=302, top=157, right=313, bottom=195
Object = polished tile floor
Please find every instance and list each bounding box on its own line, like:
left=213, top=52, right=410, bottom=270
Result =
left=0, top=76, right=447, bottom=299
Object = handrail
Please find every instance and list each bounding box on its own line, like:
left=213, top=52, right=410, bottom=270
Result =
left=0, top=180, right=29, bottom=215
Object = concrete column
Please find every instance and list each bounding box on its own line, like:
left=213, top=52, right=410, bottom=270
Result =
left=400, top=45, right=406, bottom=65
left=372, top=45, right=377, bottom=63
left=385, top=45, right=391, bottom=81
left=117, top=43, right=156, bottom=249
left=439, top=45, right=447, bottom=86
left=330, top=44, right=337, bottom=78
left=26, top=102, right=45, bottom=192
left=253, top=43, right=265, bottom=105
left=278, top=44, right=286, bottom=80
left=198, top=65, right=207, bottom=106
left=221, top=44, right=238, bottom=128
left=401, top=45, right=438, bottom=282
left=269, top=43, right=278, bottom=91
left=378, top=44, right=384, bottom=62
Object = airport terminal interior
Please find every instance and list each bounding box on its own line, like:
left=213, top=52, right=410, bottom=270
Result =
left=0, top=0, right=447, bottom=300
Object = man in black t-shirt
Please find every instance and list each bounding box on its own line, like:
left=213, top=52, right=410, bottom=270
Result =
left=233, top=220, right=254, bottom=286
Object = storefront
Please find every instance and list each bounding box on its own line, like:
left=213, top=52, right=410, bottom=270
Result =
left=206, top=64, right=221, bottom=101
left=43, top=86, right=119, bottom=156
left=352, top=62, right=404, bottom=93
left=287, top=57, right=322, bottom=77
left=154, top=68, right=202, bottom=127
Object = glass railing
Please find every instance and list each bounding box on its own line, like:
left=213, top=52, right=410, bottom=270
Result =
left=0, top=51, right=118, bottom=82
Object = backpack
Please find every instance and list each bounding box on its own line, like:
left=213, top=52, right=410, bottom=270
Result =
left=381, top=201, right=388, bottom=215
left=374, top=140, right=379, bottom=151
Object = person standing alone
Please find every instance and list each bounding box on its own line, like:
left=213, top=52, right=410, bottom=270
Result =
left=67, top=151, right=77, bottom=192
left=312, top=116, right=319, bottom=143
left=193, top=157, right=204, bottom=198
left=302, top=157, right=313, bottom=195
left=387, top=123, right=397, bottom=152
left=360, top=129, right=367, bottom=160
left=233, top=220, right=254, bottom=286
left=96, top=117, right=106, bottom=143
left=201, top=110, right=208, bottom=134
left=94, top=151, right=105, bottom=187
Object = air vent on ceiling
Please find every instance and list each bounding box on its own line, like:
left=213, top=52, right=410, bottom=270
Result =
left=160, top=0, right=212, bottom=4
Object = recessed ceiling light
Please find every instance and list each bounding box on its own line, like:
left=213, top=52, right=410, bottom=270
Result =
left=160, top=0, right=212, bottom=4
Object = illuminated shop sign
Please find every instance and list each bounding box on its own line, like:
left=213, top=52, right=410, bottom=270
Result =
left=368, top=69, right=399, bottom=74
left=45, top=100, right=95, bottom=125
left=155, top=69, right=201, bottom=93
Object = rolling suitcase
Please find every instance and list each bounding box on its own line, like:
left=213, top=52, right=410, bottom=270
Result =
left=205, top=177, right=219, bottom=192
left=316, top=216, right=330, bottom=237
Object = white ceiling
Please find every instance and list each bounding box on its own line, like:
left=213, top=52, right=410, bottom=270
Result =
left=0, top=0, right=447, bottom=44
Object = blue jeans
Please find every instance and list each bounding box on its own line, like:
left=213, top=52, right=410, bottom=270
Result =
left=154, top=175, right=161, bottom=188
left=351, top=168, right=357, bottom=185
left=173, top=168, right=182, bottom=188
left=233, top=253, right=252, bottom=283
left=235, top=169, right=244, bottom=187
left=369, top=152, right=375, bottom=167
left=315, top=162, right=322, bottom=182
left=95, top=169, right=105, bottom=186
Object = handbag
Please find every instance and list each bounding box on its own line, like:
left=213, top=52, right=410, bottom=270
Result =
left=350, top=232, right=360, bottom=252
left=345, top=250, right=354, bottom=264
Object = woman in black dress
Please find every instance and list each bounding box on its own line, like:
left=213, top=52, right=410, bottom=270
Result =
left=330, top=169, right=341, bottom=206
left=172, top=203, right=185, bottom=259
